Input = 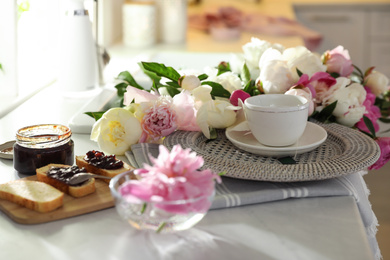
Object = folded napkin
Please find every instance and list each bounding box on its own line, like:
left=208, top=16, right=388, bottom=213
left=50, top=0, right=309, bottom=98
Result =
left=126, top=143, right=380, bottom=260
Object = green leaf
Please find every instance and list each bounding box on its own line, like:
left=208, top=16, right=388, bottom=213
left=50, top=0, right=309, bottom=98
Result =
left=84, top=111, right=106, bottom=121
left=165, top=80, right=181, bottom=89
left=209, top=128, right=218, bottom=139
left=363, top=115, right=376, bottom=138
left=0, top=63, right=3, bottom=72
left=201, top=81, right=231, bottom=98
left=113, top=82, right=129, bottom=107
left=141, top=62, right=181, bottom=82
left=109, top=96, right=125, bottom=108
left=319, top=100, right=337, bottom=122
left=115, top=82, right=128, bottom=97
left=139, top=62, right=161, bottom=83
left=116, top=71, right=144, bottom=90
left=278, top=157, right=297, bottom=164
left=198, top=73, right=208, bottom=81
left=162, top=85, right=181, bottom=97
left=243, top=80, right=258, bottom=96
left=296, top=68, right=303, bottom=78
left=379, top=117, right=390, bottom=123
left=329, top=72, right=340, bottom=79
left=149, top=80, right=162, bottom=94
left=242, top=63, right=251, bottom=85
left=313, top=101, right=338, bottom=122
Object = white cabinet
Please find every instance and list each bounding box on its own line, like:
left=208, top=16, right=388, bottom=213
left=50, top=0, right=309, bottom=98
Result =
left=294, top=4, right=390, bottom=78
left=368, top=9, right=390, bottom=77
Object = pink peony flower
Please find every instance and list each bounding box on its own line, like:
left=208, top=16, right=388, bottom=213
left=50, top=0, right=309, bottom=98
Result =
left=310, top=71, right=337, bottom=103
left=119, top=145, right=221, bottom=214
left=140, top=98, right=177, bottom=142
left=369, top=137, right=390, bottom=170
left=292, top=74, right=316, bottom=97
left=285, top=72, right=336, bottom=116
left=324, top=46, right=354, bottom=77
left=356, top=87, right=381, bottom=134
left=123, top=86, right=159, bottom=105
left=172, top=91, right=201, bottom=132
left=230, top=89, right=251, bottom=106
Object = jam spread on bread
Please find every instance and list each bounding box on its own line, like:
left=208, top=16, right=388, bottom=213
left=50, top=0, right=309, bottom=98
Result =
left=84, top=150, right=124, bottom=170
left=47, top=166, right=87, bottom=185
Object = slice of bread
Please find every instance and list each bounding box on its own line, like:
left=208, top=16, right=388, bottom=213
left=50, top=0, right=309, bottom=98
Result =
left=76, top=155, right=135, bottom=183
left=0, top=180, right=64, bottom=213
left=36, top=164, right=96, bottom=198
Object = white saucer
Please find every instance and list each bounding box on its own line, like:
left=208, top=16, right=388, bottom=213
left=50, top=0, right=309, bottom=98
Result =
left=226, top=122, right=327, bottom=157
left=0, top=140, right=15, bottom=160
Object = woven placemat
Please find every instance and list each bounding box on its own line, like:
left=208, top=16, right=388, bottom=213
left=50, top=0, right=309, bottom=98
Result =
left=163, top=122, right=380, bottom=182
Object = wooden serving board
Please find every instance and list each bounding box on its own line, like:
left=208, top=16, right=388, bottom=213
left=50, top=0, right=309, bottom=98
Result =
left=0, top=176, right=115, bottom=225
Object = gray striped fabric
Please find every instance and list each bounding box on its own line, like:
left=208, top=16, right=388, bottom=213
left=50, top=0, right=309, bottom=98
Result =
left=125, top=143, right=380, bottom=259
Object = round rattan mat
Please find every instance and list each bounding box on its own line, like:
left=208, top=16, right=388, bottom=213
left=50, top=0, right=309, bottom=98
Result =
left=163, top=122, right=380, bottom=182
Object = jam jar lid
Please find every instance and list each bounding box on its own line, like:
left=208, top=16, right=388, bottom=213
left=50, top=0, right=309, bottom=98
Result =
left=15, top=124, right=72, bottom=149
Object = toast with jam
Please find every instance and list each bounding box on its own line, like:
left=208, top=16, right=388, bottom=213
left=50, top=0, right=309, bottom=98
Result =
left=0, top=180, right=64, bottom=212
left=75, top=150, right=135, bottom=183
left=36, top=164, right=96, bottom=198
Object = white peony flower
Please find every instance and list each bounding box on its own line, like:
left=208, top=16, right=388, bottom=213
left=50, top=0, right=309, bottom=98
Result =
left=365, top=71, right=389, bottom=96
left=256, top=46, right=325, bottom=94
left=326, top=78, right=367, bottom=127
left=229, top=53, right=245, bottom=75
left=242, top=38, right=273, bottom=69
left=242, top=38, right=285, bottom=68
left=204, top=67, right=242, bottom=93
left=283, top=46, right=327, bottom=81
left=229, top=53, right=260, bottom=80
left=258, top=48, right=284, bottom=68
left=258, top=59, right=295, bottom=94
left=196, top=99, right=238, bottom=139
left=90, top=107, right=142, bottom=155
left=192, top=84, right=213, bottom=106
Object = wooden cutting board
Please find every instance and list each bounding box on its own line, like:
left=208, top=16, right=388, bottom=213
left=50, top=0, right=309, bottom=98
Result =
left=0, top=176, right=115, bottom=224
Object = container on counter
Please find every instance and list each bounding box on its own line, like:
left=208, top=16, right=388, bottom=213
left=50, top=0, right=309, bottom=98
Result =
left=122, top=0, right=157, bottom=47
left=13, top=124, right=74, bottom=175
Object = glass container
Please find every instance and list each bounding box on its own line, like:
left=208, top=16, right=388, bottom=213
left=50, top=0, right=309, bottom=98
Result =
left=110, top=170, right=214, bottom=233
left=13, top=124, right=74, bottom=175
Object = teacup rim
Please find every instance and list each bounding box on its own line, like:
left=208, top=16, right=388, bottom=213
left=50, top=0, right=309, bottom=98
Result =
left=244, top=94, right=309, bottom=112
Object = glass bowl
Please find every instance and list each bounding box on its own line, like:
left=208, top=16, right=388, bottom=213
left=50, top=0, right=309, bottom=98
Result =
left=109, top=170, right=215, bottom=233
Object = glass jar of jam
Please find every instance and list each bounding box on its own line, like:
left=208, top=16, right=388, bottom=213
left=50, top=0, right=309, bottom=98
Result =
left=13, top=124, right=74, bottom=175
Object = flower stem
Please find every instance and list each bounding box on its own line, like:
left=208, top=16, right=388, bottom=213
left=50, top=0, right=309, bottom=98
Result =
left=140, top=203, right=147, bottom=214
left=156, top=222, right=166, bottom=233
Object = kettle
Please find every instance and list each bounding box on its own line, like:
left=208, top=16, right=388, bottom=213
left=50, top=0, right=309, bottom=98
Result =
left=58, top=0, right=98, bottom=96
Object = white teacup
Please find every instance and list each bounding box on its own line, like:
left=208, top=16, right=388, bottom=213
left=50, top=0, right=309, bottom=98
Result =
left=243, top=94, right=309, bottom=147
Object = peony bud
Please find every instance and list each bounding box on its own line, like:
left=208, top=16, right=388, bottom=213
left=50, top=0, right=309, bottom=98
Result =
left=180, top=75, right=201, bottom=91
left=365, top=70, right=389, bottom=97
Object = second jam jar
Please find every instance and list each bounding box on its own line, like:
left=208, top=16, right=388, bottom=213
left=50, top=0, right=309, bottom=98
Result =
left=13, top=124, right=74, bottom=175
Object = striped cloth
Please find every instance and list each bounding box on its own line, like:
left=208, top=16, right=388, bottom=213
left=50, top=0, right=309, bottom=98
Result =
left=126, top=143, right=380, bottom=260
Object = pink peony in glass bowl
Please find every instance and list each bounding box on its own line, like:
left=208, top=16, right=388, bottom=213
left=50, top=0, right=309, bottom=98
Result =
left=109, top=170, right=215, bottom=233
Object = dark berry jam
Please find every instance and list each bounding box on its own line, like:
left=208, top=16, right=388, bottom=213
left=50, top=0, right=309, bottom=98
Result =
left=13, top=124, right=74, bottom=175
left=84, top=150, right=123, bottom=170
left=47, top=166, right=87, bottom=185
left=14, top=141, right=74, bottom=175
